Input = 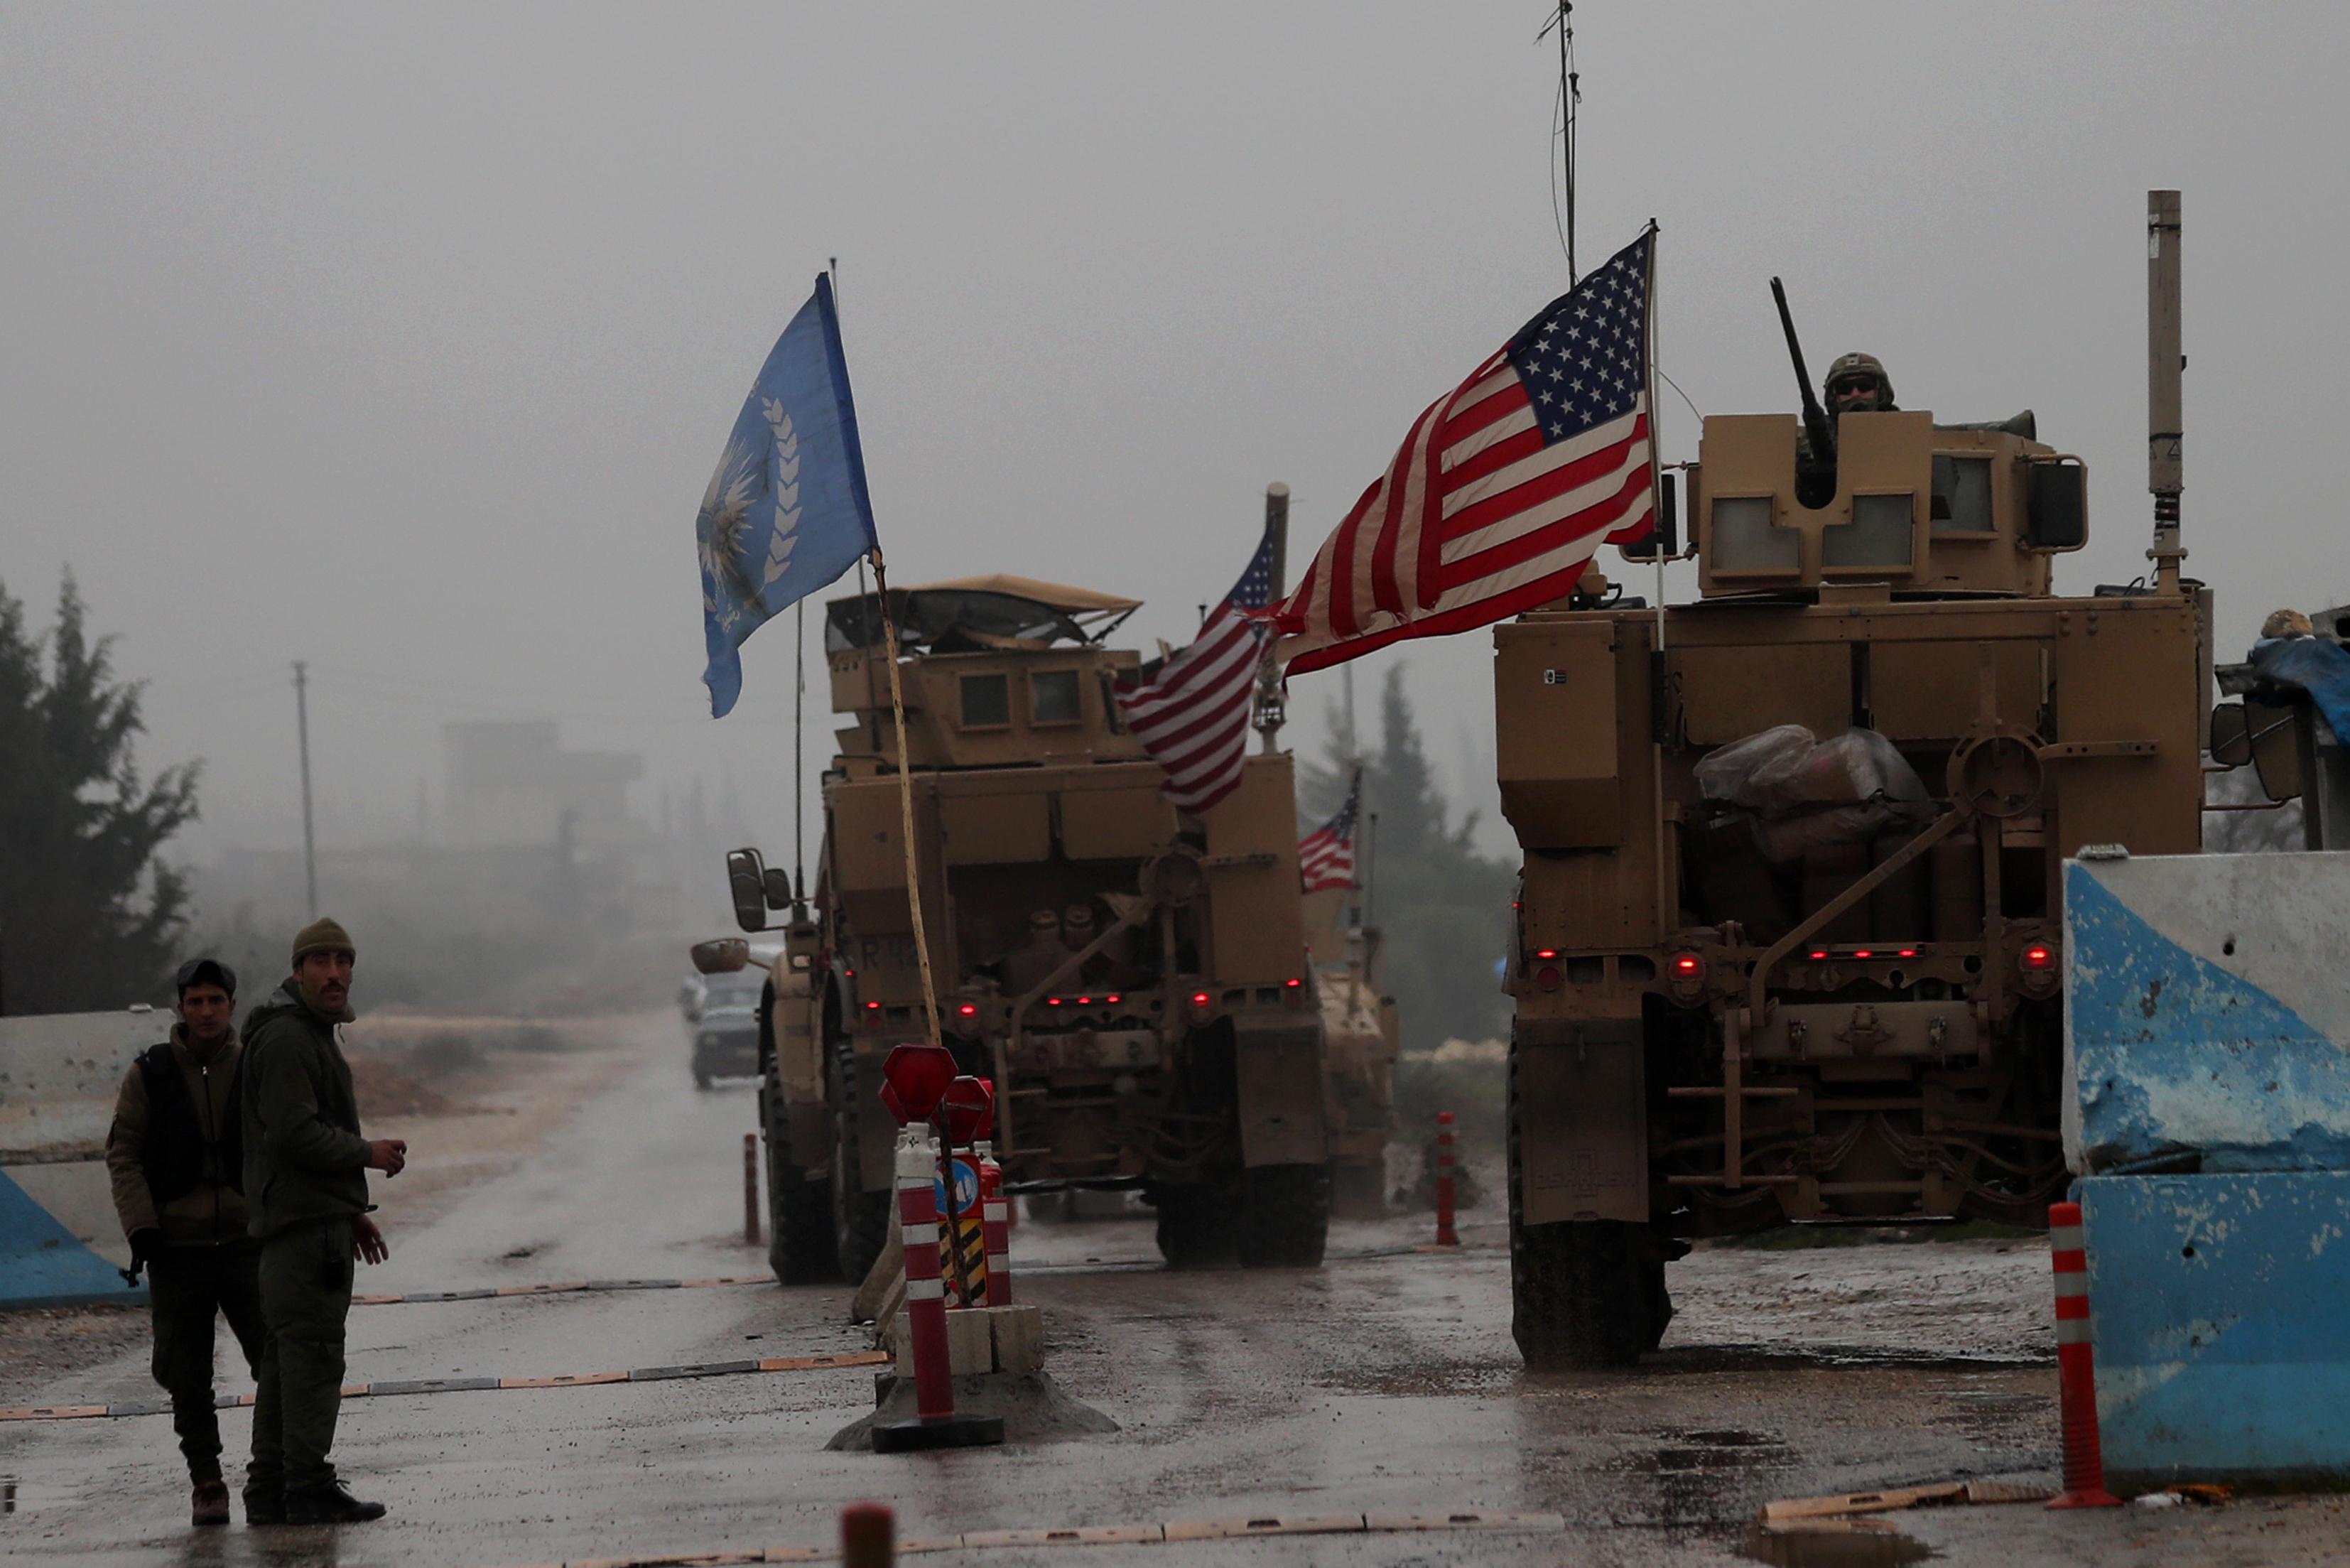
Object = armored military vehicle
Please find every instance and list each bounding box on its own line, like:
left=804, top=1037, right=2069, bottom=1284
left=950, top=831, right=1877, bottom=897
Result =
left=1497, top=195, right=2210, bottom=1367
left=713, top=575, right=1331, bottom=1285
left=1300, top=890, right=1397, bottom=1217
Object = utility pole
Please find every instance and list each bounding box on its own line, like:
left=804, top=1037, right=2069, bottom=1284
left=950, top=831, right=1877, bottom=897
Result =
left=293, top=660, right=318, bottom=917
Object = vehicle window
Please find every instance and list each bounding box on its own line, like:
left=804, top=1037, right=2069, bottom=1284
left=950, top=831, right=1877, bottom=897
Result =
left=1031, top=669, right=1081, bottom=725
left=960, top=674, right=1010, bottom=728
left=1711, top=496, right=1799, bottom=573
left=1931, top=455, right=1994, bottom=533
left=1823, top=493, right=1915, bottom=569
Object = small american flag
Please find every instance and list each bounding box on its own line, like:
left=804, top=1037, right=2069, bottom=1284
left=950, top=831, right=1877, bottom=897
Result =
left=1115, top=526, right=1276, bottom=814
left=1297, top=771, right=1360, bottom=894
left=1272, top=229, right=1657, bottom=675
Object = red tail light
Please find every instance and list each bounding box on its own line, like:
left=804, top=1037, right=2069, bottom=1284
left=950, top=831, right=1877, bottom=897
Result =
left=1808, top=950, right=1829, bottom=961
left=1897, top=948, right=1917, bottom=958
left=1670, top=953, right=1704, bottom=979
left=2022, top=943, right=2055, bottom=971
left=864, top=1000, right=880, bottom=1011
left=1533, top=948, right=1559, bottom=961
left=957, top=1002, right=978, bottom=1019
left=1853, top=949, right=1874, bottom=959
left=1105, top=993, right=1122, bottom=1005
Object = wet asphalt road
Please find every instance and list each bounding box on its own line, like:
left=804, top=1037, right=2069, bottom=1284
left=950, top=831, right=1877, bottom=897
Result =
left=7, top=1029, right=2307, bottom=1567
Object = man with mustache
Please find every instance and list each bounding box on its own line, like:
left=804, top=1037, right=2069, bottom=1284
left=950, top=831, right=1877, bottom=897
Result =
left=239, top=917, right=408, bottom=1526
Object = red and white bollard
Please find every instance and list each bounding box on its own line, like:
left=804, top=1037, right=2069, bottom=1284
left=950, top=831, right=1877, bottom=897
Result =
left=872, top=1126, right=1003, bottom=1452
left=743, top=1132, right=762, bottom=1248
left=2046, top=1200, right=2120, bottom=1508
left=1434, top=1111, right=1459, bottom=1247
left=978, top=1142, right=1012, bottom=1307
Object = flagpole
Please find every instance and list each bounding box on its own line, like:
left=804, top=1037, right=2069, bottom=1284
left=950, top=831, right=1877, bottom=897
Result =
left=867, top=546, right=944, bottom=1054
left=1643, top=221, right=1673, bottom=948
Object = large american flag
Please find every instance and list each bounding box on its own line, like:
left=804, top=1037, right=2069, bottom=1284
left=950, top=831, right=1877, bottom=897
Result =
left=1297, top=771, right=1360, bottom=894
left=1115, top=526, right=1276, bottom=815
left=1272, top=229, right=1656, bottom=675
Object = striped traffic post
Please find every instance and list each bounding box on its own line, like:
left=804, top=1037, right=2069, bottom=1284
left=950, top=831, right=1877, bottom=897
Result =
left=872, top=1046, right=1003, bottom=1451
left=979, top=1142, right=1012, bottom=1307
left=2046, top=1200, right=2120, bottom=1508
left=896, top=1128, right=955, bottom=1422
left=1435, top=1112, right=1459, bottom=1247
left=743, top=1133, right=762, bottom=1248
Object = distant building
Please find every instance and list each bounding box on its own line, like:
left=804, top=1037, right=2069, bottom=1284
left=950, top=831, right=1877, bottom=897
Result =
left=443, top=720, right=644, bottom=850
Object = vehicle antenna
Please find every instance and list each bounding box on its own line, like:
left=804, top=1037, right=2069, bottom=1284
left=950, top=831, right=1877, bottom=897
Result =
left=1542, top=1, right=1580, bottom=283
left=2146, top=190, right=2186, bottom=593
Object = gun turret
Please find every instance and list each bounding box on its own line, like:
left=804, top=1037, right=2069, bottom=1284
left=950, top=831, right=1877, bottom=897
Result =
left=1771, top=277, right=1839, bottom=507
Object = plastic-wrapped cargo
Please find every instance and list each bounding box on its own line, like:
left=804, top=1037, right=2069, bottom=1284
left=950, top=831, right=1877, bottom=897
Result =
left=1695, top=725, right=1931, bottom=865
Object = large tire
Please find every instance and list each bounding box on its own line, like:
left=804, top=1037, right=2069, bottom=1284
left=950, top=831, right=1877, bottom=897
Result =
left=828, top=1042, right=892, bottom=1286
left=761, top=1059, right=838, bottom=1285
left=1507, top=1029, right=1656, bottom=1368
left=1512, top=1219, right=1654, bottom=1368
left=1237, top=1163, right=1329, bottom=1269
left=1152, top=1184, right=1234, bottom=1270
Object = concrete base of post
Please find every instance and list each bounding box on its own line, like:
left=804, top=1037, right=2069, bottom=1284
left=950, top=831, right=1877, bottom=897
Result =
left=830, top=1306, right=1115, bottom=1451
left=870, top=1410, right=1005, bottom=1454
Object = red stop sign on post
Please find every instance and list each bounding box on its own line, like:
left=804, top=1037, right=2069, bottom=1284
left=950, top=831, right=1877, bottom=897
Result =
left=879, top=1042, right=958, bottom=1126
left=940, top=1075, right=995, bottom=1145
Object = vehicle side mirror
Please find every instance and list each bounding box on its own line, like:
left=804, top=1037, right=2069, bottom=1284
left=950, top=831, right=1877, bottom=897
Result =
left=2209, top=702, right=2251, bottom=767
left=2025, top=459, right=2087, bottom=551
left=725, top=849, right=773, bottom=933
left=690, top=937, right=749, bottom=975
left=2250, top=703, right=2302, bottom=802
left=1620, top=472, right=1679, bottom=561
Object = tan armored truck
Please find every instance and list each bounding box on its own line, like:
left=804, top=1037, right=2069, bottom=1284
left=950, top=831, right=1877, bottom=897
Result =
left=1301, top=890, right=1398, bottom=1216
left=1498, top=203, right=2209, bottom=1367
left=714, top=575, right=1331, bottom=1284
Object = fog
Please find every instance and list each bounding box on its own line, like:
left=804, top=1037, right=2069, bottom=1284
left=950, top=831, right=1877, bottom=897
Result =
left=6, top=4, right=2345, bottom=939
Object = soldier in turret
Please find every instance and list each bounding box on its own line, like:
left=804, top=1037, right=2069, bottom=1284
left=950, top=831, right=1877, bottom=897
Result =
left=1824, top=352, right=1897, bottom=416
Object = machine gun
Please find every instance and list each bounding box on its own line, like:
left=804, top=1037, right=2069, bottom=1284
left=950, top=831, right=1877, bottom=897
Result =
left=1771, top=276, right=1839, bottom=507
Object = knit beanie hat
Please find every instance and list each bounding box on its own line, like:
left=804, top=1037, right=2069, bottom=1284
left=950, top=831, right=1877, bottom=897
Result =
left=291, top=916, right=356, bottom=966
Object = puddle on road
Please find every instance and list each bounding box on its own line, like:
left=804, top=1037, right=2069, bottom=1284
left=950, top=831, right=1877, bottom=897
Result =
left=1743, top=1520, right=1933, bottom=1567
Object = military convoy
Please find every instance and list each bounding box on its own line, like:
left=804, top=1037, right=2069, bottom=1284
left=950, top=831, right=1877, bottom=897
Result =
left=706, top=575, right=1333, bottom=1285
left=1300, top=890, right=1398, bottom=1217
left=1495, top=195, right=2210, bottom=1367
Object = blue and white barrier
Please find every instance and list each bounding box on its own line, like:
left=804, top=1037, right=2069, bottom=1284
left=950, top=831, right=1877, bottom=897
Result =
left=0, top=1010, right=160, bottom=1310
left=2064, top=850, right=2350, bottom=1488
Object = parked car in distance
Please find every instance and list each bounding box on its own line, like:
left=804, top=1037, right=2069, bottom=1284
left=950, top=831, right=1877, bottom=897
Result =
left=682, top=965, right=767, bottom=1088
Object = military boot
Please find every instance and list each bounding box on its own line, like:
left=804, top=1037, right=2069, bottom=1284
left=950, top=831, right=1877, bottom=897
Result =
left=284, top=1483, right=386, bottom=1524
left=191, top=1480, right=230, bottom=1527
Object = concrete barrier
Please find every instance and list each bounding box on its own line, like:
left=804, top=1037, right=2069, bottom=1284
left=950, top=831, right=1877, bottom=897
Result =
left=1, top=1009, right=163, bottom=1308
left=2063, top=850, right=2350, bottom=1488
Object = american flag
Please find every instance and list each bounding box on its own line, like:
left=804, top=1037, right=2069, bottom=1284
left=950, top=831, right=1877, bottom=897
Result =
left=1272, top=229, right=1656, bottom=675
left=1115, top=526, right=1276, bottom=814
left=1297, top=771, right=1360, bottom=894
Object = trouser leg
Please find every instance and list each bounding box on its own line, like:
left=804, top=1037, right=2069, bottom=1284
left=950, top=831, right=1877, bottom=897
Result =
left=146, top=1248, right=224, bottom=1485
left=211, top=1239, right=272, bottom=1503
left=259, top=1218, right=354, bottom=1497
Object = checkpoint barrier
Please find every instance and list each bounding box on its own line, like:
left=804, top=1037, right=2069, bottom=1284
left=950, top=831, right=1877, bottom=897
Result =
left=2063, top=849, right=2350, bottom=1490
left=2, top=1346, right=889, bottom=1423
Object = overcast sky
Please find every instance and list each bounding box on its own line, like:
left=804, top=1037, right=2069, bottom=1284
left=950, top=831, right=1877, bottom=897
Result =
left=6, top=4, right=2345, bottom=884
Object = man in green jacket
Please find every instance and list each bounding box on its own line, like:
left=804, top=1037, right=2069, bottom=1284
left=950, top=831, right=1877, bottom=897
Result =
left=241, top=917, right=407, bottom=1526
left=105, top=957, right=264, bottom=1527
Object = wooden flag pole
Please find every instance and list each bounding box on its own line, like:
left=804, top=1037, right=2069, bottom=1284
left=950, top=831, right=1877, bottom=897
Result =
left=867, top=547, right=944, bottom=1051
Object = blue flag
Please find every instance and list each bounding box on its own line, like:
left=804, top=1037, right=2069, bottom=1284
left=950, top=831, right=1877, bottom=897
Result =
left=698, top=274, right=879, bottom=718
